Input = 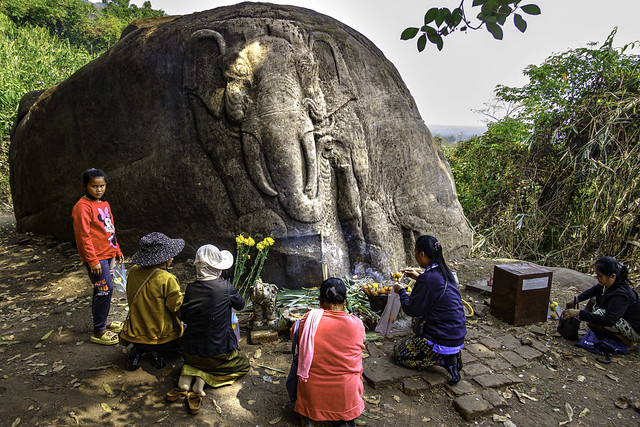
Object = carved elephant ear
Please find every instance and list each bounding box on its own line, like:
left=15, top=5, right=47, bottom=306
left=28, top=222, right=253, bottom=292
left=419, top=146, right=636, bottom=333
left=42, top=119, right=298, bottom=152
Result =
left=183, top=29, right=227, bottom=118
left=309, top=32, right=357, bottom=116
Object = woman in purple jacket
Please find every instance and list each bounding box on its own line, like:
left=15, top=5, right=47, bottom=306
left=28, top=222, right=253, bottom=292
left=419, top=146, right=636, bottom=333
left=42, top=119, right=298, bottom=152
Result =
left=393, top=235, right=467, bottom=384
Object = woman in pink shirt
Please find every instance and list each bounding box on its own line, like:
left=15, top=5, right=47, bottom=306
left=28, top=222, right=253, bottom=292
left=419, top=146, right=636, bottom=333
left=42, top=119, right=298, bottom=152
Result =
left=292, top=278, right=366, bottom=426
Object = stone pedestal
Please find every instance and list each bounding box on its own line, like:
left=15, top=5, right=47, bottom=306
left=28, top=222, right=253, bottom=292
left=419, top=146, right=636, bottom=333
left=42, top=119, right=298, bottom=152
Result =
left=250, top=328, right=279, bottom=345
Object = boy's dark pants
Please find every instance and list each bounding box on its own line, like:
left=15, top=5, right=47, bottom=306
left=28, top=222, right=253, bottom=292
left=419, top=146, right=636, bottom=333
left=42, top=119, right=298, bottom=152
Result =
left=85, top=258, right=114, bottom=333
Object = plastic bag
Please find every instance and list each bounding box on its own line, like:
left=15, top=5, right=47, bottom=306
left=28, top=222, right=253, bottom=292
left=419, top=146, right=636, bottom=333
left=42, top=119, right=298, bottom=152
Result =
left=112, top=262, right=127, bottom=293
left=375, top=290, right=401, bottom=338
left=231, top=309, right=241, bottom=342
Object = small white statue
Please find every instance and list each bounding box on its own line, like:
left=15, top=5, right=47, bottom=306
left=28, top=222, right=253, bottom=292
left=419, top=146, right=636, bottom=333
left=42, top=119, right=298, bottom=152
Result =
left=251, top=278, right=278, bottom=327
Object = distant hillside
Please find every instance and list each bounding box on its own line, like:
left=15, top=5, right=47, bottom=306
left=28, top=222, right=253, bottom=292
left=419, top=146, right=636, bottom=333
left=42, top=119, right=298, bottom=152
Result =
left=430, top=125, right=486, bottom=144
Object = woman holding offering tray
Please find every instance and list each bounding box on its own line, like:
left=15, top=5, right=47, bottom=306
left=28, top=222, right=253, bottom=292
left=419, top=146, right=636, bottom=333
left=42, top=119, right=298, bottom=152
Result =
left=393, top=235, right=467, bottom=384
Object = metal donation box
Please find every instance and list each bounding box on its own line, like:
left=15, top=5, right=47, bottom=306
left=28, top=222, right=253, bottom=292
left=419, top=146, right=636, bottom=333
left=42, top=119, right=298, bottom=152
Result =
left=490, top=263, right=553, bottom=326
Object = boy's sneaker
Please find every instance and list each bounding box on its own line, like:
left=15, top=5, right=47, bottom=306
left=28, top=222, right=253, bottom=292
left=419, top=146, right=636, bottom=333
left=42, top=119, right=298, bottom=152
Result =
left=151, top=352, right=165, bottom=369
left=127, top=347, right=144, bottom=371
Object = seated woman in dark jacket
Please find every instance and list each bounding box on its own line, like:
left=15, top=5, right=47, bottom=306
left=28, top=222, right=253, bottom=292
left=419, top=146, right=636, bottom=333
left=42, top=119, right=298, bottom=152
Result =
left=562, top=256, right=640, bottom=345
left=166, top=245, right=249, bottom=413
left=393, top=235, right=467, bottom=384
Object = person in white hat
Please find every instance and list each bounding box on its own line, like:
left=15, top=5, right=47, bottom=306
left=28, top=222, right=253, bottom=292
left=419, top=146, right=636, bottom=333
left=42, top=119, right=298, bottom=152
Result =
left=119, top=232, right=185, bottom=371
left=164, top=244, right=249, bottom=415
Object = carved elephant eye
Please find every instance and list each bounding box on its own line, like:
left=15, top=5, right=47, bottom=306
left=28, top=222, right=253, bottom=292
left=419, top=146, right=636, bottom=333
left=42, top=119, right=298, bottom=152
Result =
left=233, top=63, right=249, bottom=77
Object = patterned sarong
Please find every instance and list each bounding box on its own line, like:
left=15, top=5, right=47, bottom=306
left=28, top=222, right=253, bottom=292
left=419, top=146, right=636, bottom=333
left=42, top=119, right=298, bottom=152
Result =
left=181, top=349, right=250, bottom=388
left=393, top=336, right=442, bottom=369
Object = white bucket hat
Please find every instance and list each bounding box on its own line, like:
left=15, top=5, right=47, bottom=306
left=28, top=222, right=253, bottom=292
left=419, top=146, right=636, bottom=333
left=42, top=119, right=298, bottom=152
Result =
left=194, top=245, right=234, bottom=280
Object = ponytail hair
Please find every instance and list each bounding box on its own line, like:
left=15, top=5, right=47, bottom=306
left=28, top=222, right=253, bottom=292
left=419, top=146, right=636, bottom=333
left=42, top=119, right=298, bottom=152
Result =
left=415, top=235, right=455, bottom=284
left=319, top=277, right=347, bottom=304
left=594, top=256, right=629, bottom=286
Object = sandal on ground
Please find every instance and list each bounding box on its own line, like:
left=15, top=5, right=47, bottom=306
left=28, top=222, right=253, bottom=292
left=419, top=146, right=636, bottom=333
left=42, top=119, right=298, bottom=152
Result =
left=90, top=330, right=119, bottom=346
left=166, top=387, right=189, bottom=402
left=107, top=321, right=124, bottom=333
left=186, top=391, right=202, bottom=415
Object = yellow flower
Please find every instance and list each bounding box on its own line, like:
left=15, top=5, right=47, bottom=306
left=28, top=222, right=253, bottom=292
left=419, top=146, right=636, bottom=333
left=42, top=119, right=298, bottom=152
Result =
left=235, top=234, right=245, bottom=244
left=265, top=237, right=275, bottom=246
left=247, top=237, right=255, bottom=246
left=247, top=255, right=251, bottom=259
left=257, top=242, right=265, bottom=251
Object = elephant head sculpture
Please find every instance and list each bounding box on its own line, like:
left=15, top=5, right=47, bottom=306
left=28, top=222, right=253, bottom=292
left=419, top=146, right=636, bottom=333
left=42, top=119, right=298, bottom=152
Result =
left=185, top=28, right=333, bottom=224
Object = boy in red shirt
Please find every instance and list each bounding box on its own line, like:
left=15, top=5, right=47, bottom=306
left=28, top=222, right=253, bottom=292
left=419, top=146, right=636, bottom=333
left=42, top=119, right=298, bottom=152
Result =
left=72, top=168, right=124, bottom=345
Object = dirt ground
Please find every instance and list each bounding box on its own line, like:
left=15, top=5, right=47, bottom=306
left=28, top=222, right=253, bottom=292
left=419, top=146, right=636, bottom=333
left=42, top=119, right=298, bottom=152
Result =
left=0, top=214, right=639, bottom=427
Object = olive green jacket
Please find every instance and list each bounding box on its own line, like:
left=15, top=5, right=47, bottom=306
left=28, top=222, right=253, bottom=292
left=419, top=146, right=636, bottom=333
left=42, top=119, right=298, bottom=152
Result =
left=120, top=265, right=183, bottom=345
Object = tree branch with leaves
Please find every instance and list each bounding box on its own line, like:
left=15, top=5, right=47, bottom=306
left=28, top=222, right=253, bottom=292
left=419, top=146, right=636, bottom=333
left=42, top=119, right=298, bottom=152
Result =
left=401, top=0, right=540, bottom=52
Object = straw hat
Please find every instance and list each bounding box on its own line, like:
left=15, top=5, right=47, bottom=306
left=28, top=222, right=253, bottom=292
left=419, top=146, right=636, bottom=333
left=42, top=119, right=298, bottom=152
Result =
left=131, top=232, right=185, bottom=266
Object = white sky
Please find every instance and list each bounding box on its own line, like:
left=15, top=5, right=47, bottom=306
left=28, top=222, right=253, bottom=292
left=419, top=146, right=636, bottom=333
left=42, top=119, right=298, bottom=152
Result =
left=129, top=0, right=640, bottom=127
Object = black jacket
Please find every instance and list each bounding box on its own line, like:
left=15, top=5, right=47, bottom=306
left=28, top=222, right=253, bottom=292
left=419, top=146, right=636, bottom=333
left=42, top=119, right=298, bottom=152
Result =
left=181, top=279, right=245, bottom=357
left=578, top=281, right=640, bottom=333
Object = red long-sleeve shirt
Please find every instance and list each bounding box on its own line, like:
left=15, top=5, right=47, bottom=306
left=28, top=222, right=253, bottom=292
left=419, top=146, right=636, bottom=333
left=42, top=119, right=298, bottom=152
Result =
left=72, top=197, right=122, bottom=266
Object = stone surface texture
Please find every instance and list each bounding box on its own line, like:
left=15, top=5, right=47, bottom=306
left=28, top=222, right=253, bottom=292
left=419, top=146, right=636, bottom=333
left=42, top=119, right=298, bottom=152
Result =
left=9, top=3, right=471, bottom=287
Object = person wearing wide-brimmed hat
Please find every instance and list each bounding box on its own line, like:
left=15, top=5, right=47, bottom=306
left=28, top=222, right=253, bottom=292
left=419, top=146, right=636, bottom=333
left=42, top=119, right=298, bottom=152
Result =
left=164, top=244, right=249, bottom=414
left=119, top=232, right=185, bottom=371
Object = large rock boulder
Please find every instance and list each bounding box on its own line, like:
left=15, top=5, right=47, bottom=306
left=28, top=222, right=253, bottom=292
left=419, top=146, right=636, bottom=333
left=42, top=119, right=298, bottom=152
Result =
left=10, top=2, right=471, bottom=287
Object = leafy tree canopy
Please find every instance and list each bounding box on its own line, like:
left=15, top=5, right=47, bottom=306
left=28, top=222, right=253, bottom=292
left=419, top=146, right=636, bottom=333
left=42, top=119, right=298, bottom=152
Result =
left=402, top=0, right=540, bottom=52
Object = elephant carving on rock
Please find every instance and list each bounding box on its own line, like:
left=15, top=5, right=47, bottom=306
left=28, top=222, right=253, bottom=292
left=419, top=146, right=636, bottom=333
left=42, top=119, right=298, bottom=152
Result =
left=9, top=3, right=471, bottom=288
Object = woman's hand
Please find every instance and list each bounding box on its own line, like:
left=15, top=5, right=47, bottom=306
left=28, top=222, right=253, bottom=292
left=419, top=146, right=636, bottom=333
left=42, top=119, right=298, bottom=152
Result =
left=400, top=267, right=420, bottom=280
left=393, top=283, right=405, bottom=294
left=90, top=263, right=102, bottom=276
left=565, top=298, right=576, bottom=309
left=562, top=309, right=580, bottom=319
left=116, top=254, right=124, bottom=264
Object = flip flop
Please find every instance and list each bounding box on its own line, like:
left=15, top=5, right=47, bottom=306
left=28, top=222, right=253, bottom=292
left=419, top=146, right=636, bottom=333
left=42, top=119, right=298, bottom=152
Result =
left=186, top=391, right=202, bottom=415
left=107, top=321, right=124, bottom=333
left=166, top=388, right=189, bottom=402
left=90, top=330, right=119, bottom=346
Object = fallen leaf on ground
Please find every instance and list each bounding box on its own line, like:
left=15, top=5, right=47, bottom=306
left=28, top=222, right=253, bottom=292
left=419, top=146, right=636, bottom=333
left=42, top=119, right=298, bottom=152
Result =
left=393, top=395, right=401, bottom=403
left=421, top=417, right=431, bottom=422
left=100, top=402, right=112, bottom=413
left=493, top=414, right=510, bottom=422
left=52, top=365, right=65, bottom=372
left=103, top=383, right=114, bottom=396
left=361, top=411, right=380, bottom=420
left=155, top=414, right=169, bottom=423
left=268, top=416, right=281, bottom=424
left=57, top=326, right=63, bottom=335
left=11, top=417, right=20, bottom=427
left=6, top=354, right=21, bottom=362
left=248, top=400, right=256, bottom=405
left=565, top=402, right=573, bottom=422
left=355, top=420, right=367, bottom=426
left=577, top=375, right=586, bottom=382
left=257, top=364, right=285, bottom=374
left=89, top=364, right=118, bottom=371
left=23, top=353, right=42, bottom=361
left=512, top=389, right=526, bottom=404
left=75, top=341, right=83, bottom=346
left=579, top=407, right=590, bottom=418
left=363, top=395, right=380, bottom=404
left=69, top=411, right=79, bottom=425
left=614, top=397, right=630, bottom=409
left=262, top=375, right=273, bottom=383
left=211, top=398, right=222, bottom=415
left=254, top=348, right=262, bottom=358
left=606, top=374, right=619, bottom=382
left=502, top=389, right=513, bottom=399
